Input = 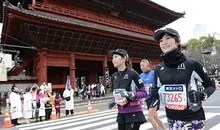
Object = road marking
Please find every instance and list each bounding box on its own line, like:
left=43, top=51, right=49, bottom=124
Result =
left=203, top=106, right=220, bottom=109
left=40, top=114, right=117, bottom=130
left=16, top=110, right=117, bottom=128
left=209, top=122, right=220, bottom=130
left=93, top=124, right=117, bottom=130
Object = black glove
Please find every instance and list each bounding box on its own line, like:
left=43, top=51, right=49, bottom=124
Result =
left=119, top=91, right=137, bottom=102
left=108, top=99, right=116, bottom=109
left=149, top=87, right=159, bottom=98
left=188, top=90, right=207, bottom=103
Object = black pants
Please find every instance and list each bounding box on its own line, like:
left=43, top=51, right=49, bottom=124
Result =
left=45, top=108, right=52, bottom=120
left=118, top=122, right=141, bottom=130
left=66, top=109, right=74, bottom=116
left=11, top=118, right=19, bottom=125
left=56, top=109, right=61, bottom=117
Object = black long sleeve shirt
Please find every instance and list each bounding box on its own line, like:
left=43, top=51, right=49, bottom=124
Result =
left=154, top=50, right=215, bottom=121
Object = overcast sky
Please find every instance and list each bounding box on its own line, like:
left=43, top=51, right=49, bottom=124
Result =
left=151, top=0, right=220, bottom=43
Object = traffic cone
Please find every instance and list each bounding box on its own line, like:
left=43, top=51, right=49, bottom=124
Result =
left=50, top=105, right=57, bottom=120
left=2, top=110, right=13, bottom=128
left=87, top=101, right=92, bottom=114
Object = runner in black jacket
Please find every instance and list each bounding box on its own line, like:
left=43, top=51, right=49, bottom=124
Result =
left=150, top=28, right=215, bottom=130
left=108, top=49, right=147, bottom=130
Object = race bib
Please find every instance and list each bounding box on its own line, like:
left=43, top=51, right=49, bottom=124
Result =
left=113, top=89, right=128, bottom=106
left=144, top=83, right=152, bottom=94
left=159, top=84, right=187, bottom=110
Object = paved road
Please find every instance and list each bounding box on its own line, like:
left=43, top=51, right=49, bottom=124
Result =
left=11, top=108, right=220, bottom=130
left=1, top=91, right=220, bottom=130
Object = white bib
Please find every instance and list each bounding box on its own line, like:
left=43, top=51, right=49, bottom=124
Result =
left=158, top=84, right=187, bottom=110
left=144, top=83, right=152, bottom=94
left=113, top=89, right=128, bottom=105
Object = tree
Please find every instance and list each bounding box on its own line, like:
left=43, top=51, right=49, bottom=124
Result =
left=185, top=35, right=220, bottom=75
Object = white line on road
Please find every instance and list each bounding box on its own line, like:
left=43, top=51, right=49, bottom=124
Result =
left=205, top=113, right=216, bottom=120
left=203, top=106, right=220, bottom=109
left=41, top=114, right=117, bottom=130
left=93, top=124, right=117, bottom=130
left=17, top=110, right=118, bottom=130
left=209, top=122, right=220, bottom=130
left=65, top=118, right=116, bottom=130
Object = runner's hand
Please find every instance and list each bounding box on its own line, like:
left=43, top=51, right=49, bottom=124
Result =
left=189, top=90, right=207, bottom=103
left=108, top=99, right=116, bottom=109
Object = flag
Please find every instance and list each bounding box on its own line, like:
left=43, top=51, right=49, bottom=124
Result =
left=65, top=75, right=70, bottom=89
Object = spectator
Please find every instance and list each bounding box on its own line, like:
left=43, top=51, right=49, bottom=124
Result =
left=36, top=89, right=46, bottom=122
left=55, top=93, right=62, bottom=118
left=10, top=84, right=23, bottom=126
left=63, top=85, right=74, bottom=116
left=23, top=87, right=32, bottom=124
left=100, top=83, right=105, bottom=97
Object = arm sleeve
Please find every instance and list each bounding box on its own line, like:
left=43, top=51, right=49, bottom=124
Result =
left=133, top=71, right=147, bottom=99
left=194, top=61, right=215, bottom=97
left=151, top=67, right=160, bottom=99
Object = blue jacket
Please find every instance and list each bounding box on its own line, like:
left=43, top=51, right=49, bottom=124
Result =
left=140, top=70, right=154, bottom=99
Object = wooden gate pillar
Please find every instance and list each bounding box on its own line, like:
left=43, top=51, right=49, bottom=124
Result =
left=70, top=53, right=76, bottom=90
left=37, top=49, right=47, bottom=86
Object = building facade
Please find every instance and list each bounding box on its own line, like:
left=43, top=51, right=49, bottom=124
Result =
left=0, top=0, right=184, bottom=92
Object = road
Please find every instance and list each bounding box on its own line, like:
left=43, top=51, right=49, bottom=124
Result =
left=2, top=90, right=220, bottom=130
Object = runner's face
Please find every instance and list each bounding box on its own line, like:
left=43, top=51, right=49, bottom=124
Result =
left=112, top=54, right=125, bottom=68
left=140, top=62, right=150, bottom=72
left=159, top=34, right=179, bottom=53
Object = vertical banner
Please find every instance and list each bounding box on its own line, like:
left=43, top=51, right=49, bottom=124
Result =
left=105, top=69, right=109, bottom=88
left=0, top=52, right=7, bottom=81
left=48, top=83, right=52, bottom=92
left=65, top=75, right=70, bottom=89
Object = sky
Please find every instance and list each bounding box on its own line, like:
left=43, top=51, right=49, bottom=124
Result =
left=151, top=0, right=220, bottom=43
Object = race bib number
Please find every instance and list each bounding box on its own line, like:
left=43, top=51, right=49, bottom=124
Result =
left=113, top=89, right=128, bottom=105
left=159, top=84, right=187, bottom=110
left=144, top=84, right=152, bottom=94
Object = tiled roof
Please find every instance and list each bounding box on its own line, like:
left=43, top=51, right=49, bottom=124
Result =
left=3, top=2, right=155, bottom=41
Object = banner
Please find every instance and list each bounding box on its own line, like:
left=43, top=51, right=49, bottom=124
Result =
left=65, top=75, right=70, bottom=89
left=0, top=52, right=7, bottom=81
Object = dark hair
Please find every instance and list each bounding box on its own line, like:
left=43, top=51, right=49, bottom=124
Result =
left=37, top=89, right=41, bottom=94
left=11, top=84, right=17, bottom=92
left=26, top=87, right=31, bottom=92
left=55, top=93, right=60, bottom=99
left=32, top=86, right=37, bottom=91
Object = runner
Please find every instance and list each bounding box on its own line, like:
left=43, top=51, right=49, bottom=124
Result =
left=150, top=28, right=215, bottom=130
left=108, top=49, right=147, bottom=130
left=140, top=59, right=166, bottom=130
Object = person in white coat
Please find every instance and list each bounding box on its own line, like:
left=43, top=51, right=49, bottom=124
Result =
left=63, top=85, right=74, bottom=116
left=23, top=87, right=32, bottom=123
left=9, top=85, right=23, bottom=126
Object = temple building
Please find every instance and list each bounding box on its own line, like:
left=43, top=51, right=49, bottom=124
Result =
left=0, top=0, right=184, bottom=93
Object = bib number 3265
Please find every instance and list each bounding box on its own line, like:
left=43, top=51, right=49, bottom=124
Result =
left=159, top=84, right=187, bottom=111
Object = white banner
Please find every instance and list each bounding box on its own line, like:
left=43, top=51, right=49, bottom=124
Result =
left=0, top=52, right=7, bottom=81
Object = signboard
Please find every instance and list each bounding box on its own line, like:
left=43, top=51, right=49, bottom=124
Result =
left=0, top=52, right=7, bottom=81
